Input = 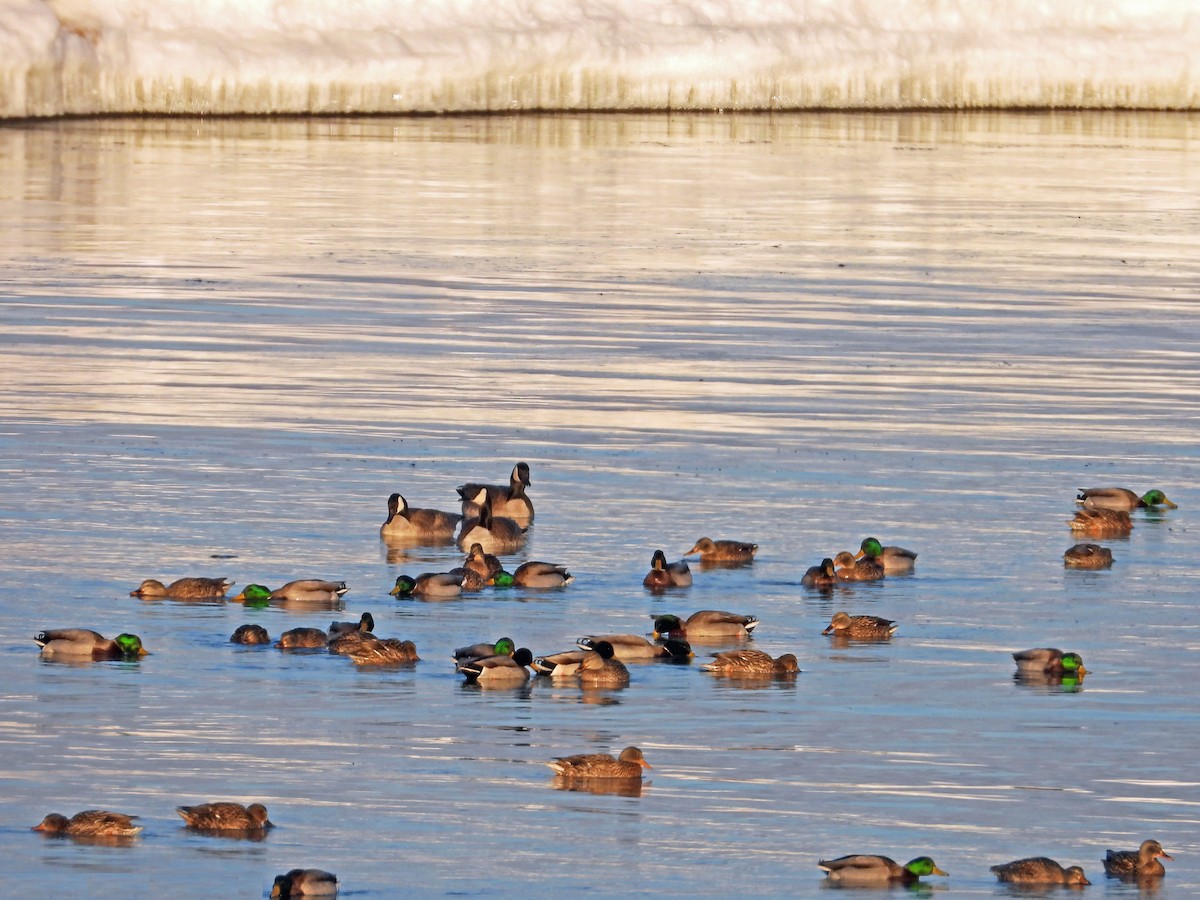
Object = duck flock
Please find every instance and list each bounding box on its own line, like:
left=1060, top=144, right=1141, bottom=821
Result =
left=31, top=463, right=1181, bottom=893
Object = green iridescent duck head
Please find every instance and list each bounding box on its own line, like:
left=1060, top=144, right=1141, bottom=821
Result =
left=1141, top=489, right=1177, bottom=509
left=489, top=570, right=515, bottom=588
left=905, top=857, right=948, bottom=878
left=232, top=584, right=273, bottom=606
left=389, top=576, right=417, bottom=596
left=114, top=633, right=149, bottom=657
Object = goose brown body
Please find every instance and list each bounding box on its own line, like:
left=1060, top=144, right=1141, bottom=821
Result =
left=379, top=492, right=461, bottom=540
left=457, top=462, right=534, bottom=526
left=455, top=500, right=527, bottom=554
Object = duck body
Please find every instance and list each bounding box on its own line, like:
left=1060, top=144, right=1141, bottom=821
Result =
left=379, top=492, right=461, bottom=541
left=577, top=634, right=692, bottom=661
left=176, top=801, right=272, bottom=831
left=327, top=612, right=374, bottom=638
left=35, top=629, right=148, bottom=659
left=1069, top=508, right=1132, bottom=537
left=576, top=641, right=630, bottom=687
left=684, top=536, right=758, bottom=564
left=1063, top=542, right=1113, bottom=569
left=1077, top=487, right=1176, bottom=511
left=33, top=809, right=142, bottom=838
left=1103, top=840, right=1172, bottom=878
left=1012, top=647, right=1087, bottom=676
left=231, top=624, right=271, bottom=645
left=531, top=649, right=587, bottom=678
left=276, top=627, right=329, bottom=649
left=344, top=637, right=419, bottom=665
left=801, top=558, right=837, bottom=588
left=823, top=612, right=897, bottom=641
left=643, top=549, right=691, bottom=590
left=453, top=637, right=514, bottom=664
left=455, top=501, right=527, bottom=554
left=130, top=577, right=234, bottom=599
left=390, top=573, right=463, bottom=599
left=457, top=647, right=534, bottom=684
left=233, top=581, right=349, bottom=605
left=991, top=857, right=1090, bottom=885
left=653, top=610, right=758, bottom=640
left=457, top=462, right=534, bottom=526
left=818, top=855, right=948, bottom=885
left=701, top=648, right=800, bottom=676
left=547, top=746, right=651, bottom=779
left=272, top=868, right=339, bottom=898
left=462, top=543, right=503, bottom=581
left=834, top=551, right=885, bottom=582
left=856, top=537, right=917, bottom=574
left=494, top=561, right=574, bottom=589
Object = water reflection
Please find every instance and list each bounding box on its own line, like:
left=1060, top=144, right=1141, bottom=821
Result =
left=550, top=775, right=645, bottom=798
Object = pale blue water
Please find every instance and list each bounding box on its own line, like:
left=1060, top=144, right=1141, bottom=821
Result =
left=0, top=113, right=1198, bottom=897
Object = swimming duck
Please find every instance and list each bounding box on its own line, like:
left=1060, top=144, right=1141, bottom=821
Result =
left=531, top=649, right=588, bottom=678
left=389, top=573, right=463, bottom=599
left=642, top=549, right=691, bottom=590
left=272, top=868, right=339, bottom=898
left=32, top=810, right=143, bottom=838
left=1063, top=542, right=1113, bottom=569
left=822, top=611, right=897, bottom=641
left=855, top=537, right=917, bottom=574
left=576, top=641, right=630, bottom=687
left=701, top=648, right=800, bottom=676
left=800, top=558, right=838, bottom=588
left=817, top=855, right=948, bottom=885
left=990, top=857, right=1090, bottom=885
left=491, top=561, right=574, bottom=589
left=176, top=801, right=272, bottom=831
left=457, top=647, right=534, bottom=684
left=683, top=536, right=758, bottom=564
left=455, top=500, right=527, bottom=554
left=232, top=581, right=349, bottom=604
left=1103, top=839, right=1172, bottom=878
left=577, top=634, right=693, bottom=661
left=276, top=627, right=328, bottom=649
left=343, top=636, right=419, bottom=665
left=453, top=637, right=515, bottom=664
left=379, top=492, right=461, bottom=541
left=1077, top=487, right=1177, bottom=511
left=833, top=551, right=885, bottom=582
left=35, top=629, right=148, bottom=660
left=1012, top=647, right=1087, bottom=677
left=327, top=612, right=374, bottom=638
left=230, top=624, right=271, bottom=645
left=1069, top=508, right=1132, bottom=537
left=129, top=577, right=234, bottom=599
left=461, top=543, right=503, bottom=581
left=456, top=461, right=534, bottom=526
left=451, top=567, right=488, bottom=592
left=652, top=610, right=758, bottom=640
left=547, top=746, right=651, bottom=779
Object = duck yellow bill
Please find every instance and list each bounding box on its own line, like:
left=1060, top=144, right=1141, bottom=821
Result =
left=932, top=865, right=949, bottom=876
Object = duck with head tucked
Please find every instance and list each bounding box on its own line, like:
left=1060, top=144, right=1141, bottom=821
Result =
left=653, top=610, right=758, bottom=641
left=547, top=746, right=651, bottom=779
left=1077, top=487, right=1176, bottom=511
left=232, top=581, right=349, bottom=605
left=35, top=629, right=148, bottom=660
left=455, top=498, right=527, bottom=554
left=379, top=492, right=461, bottom=542
left=1069, top=507, right=1132, bottom=537
left=231, top=624, right=271, bottom=645
left=271, top=868, right=339, bottom=898
left=818, top=854, right=948, bottom=885
left=33, top=809, right=143, bottom=838
left=684, top=536, right=758, bottom=565
left=457, top=461, right=534, bottom=526
left=343, top=636, right=419, bottom=666
left=1063, top=542, right=1113, bottom=569
left=176, top=801, right=272, bottom=832
left=130, top=577, right=234, bottom=599
left=855, top=537, right=917, bottom=574
left=276, top=627, right=328, bottom=649
left=991, top=857, right=1090, bottom=885
left=642, top=549, right=691, bottom=590
left=1103, top=839, right=1172, bottom=879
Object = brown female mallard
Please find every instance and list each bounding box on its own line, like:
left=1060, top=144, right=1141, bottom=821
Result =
left=991, top=857, right=1090, bottom=884
left=130, top=577, right=234, bottom=599
left=176, top=801, right=272, bottom=831
left=547, top=746, right=651, bottom=779
left=379, top=492, right=461, bottom=541
left=701, top=648, right=799, bottom=676
left=33, top=810, right=142, bottom=838
left=276, top=627, right=328, bottom=649
left=230, top=624, right=270, bottom=645
left=1063, top=543, right=1113, bottom=569
left=1103, top=839, right=1172, bottom=878
left=344, top=637, right=419, bottom=665
left=684, top=537, right=758, bottom=564
left=822, top=612, right=897, bottom=641
left=1069, top=508, right=1132, bottom=537
left=834, top=551, right=885, bottom=582
left=462, top=542, right=503, bottom=580
left=1077, top=487, right=1176, bottom=511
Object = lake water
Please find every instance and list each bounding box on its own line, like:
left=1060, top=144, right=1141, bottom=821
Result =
left=1, top=112, right=1198, bottom=897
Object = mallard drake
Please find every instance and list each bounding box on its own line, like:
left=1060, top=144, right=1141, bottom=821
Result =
left=1077, top=487, right=1177, bottom=511
left=457, top=647, right=534, bottom=684
left=991, top=857, right=1090, bottom=885
left=344, top=637, right=419, bottom=665
left=130, top=577, right=234, bottom=599
left=801, top=558, right=837, bottom=588
left=642, top=550, right=691, bottom=590
left=453, top=637, right=514, bottom=664
left=328, top=612, right=374, bottom=637
left=276, top=627, right=328, bottom=649
left=652, top=610, right=758, bottom=640
left=701, top=648, right=800, bottom=676
left=232, top=581, right=349, bottom=604
left=230, top=624, right=270, bottom=645
left=379, top=492, right=461, bottom=541
left=855, top=537, right=917, bottom=574
left=818, top=855, right=948, bottom=884
left=389, top=573, right=463, bottom=599
left=547, top=746, right=651, bottom=779
left=822, top=612, right=897, bottom=641
left=577, top=641, right=630, bottom=687
left=1013, top=648, right=1087, bottom=676
left=577, top=634, right=692, bottom=661
left=683, top=537, right=758, bottom=563
left=462, top=543, right=503, bottom=581
left=1063, top=542, right=1113, bottom=569
left=491, top=561, right=574, bottom=589
left=272, top=868, right=339, bottom=898
left=33, top=810, right=143, bottom=838
left=176, top=801, right=272, bottom=831
left=834, top=551, right=885, bottom=582
left=35, top=629, right=148, bottom=659
left=1069, top=508, right=1132, bottom=537
left=456, top=462, right=534, bottom=526
left=531, top=649, right=587, bottom=678
left=455, top=501, right=527, bottom=554
left=1103, top=840, right=1172, bottom=878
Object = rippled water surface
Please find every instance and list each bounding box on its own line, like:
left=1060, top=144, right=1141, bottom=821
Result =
left=1, top=113, right=1198, bottom=897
